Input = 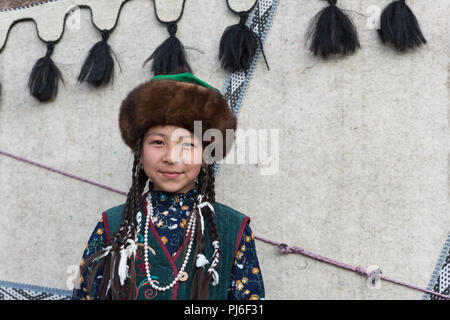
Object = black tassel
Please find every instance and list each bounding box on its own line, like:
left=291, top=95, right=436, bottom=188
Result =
left=219, top=11, right=270, bottom=72
left=143, top=23, right=192, bottom=76
left=306, top=0, right=360, bottom=58
left=378, top=0, right=426, bottom=52
left=28, top=41, right=64, bottom=102
left=78, top=29, right=118, bottom=87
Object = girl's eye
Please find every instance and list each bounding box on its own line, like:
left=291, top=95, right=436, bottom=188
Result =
left=151, top=140, right=164, bottom=145
left=182, top=142, right=195, bottom=148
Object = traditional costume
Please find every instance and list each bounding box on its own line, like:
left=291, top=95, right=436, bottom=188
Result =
left=72, top=72, right=265, bottom=300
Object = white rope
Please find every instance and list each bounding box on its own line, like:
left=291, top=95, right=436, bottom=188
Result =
left=197, top=198, right=215, bottom=235
left=196, top=254, right=209, bottom=268
left=125, top=239, right=138, bottom=258
left=208, top=269, right=219, bottom=286
left=208, top=240, right=221, bottom=286
left=118, top=246, right=129, bottom=286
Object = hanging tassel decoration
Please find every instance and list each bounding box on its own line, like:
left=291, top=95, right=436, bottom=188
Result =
left=219, top=11, right=270, bottom=72
left=219, top=0, right=270, bottom=73
left=143, top=0, right=191, bottom=75
left=143, top=22, right=192, bottom=76
left=28, top=41, right=64, bottom=102
left=306, top=0, right=360, bottom=58
left=78, top=29, right=119, bottom=87
left=378, top=0, right=426, bottom=52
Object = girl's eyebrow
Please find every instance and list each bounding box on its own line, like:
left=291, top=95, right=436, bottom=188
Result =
left=147, top=132, right=166, bottom=137
left=147, top=132, right=193, bottom=140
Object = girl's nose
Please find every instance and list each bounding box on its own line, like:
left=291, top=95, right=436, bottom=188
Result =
left=162, top=145, right=182, bottom=164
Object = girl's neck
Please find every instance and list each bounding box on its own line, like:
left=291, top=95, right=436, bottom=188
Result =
left=151, top=181, right=197, bottom=195
left=151, top=186, right=197, bottom=196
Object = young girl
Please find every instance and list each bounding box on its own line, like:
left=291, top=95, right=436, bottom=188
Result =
left=72, top=72, right=265, bottom=300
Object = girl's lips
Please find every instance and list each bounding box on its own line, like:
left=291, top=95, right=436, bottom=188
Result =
left=160, top=171, right=182, bottom=179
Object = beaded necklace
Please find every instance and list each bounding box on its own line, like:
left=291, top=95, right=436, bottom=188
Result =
left=143, top=192, right=196, bottom=291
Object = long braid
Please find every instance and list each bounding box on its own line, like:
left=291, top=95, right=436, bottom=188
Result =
left=82, top=137, right=147, bottom=299
left=204, top=163, right=221, bottom=279
left=189, top=163, right=221, bottom=299
left=189, top=164, right=209, bottom=299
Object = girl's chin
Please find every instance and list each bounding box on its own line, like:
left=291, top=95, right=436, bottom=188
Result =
left=152, top=181, right=193, bottom=194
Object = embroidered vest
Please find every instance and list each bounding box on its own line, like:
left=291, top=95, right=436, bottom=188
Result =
left=104, top=196, right=249, bottom=300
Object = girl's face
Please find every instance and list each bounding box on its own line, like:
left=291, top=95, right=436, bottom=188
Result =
left=140, top=125, right=204, bottom=194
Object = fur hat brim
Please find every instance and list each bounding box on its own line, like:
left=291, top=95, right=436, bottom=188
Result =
left=119, top=79, right=237, bottom=161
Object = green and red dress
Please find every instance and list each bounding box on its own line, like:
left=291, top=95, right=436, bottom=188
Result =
left=72, top=188, right=265, bottom=300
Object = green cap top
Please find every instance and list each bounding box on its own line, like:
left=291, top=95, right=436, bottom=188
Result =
left=151, top=72, right=221, bottom=93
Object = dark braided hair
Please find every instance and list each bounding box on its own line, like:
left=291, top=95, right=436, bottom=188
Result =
left=80, top=137, right=146, bottom=299
left=80, top=137, right=222, bottom=300
left=186, top=162, right=222, bottom=299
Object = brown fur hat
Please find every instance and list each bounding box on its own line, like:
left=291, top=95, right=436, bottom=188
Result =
left=119, top=73, right=237, bottom=160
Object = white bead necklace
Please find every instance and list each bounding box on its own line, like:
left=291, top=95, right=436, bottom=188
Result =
left=143, top=192, right=197, bottom=291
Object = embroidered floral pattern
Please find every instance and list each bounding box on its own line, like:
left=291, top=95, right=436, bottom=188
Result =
left=72, top=217, right=107, bottom=300
left=148, top=188, right=197, bottom=256
left=229, top=226, right=265, bottom=300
